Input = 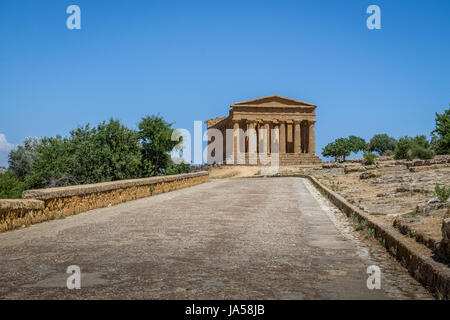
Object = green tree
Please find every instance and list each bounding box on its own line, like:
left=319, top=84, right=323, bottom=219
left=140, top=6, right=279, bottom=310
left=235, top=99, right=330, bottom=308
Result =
left=368, top=134, right=397, bottom=155
left=8, top=137, right=41, bottom=180
left=431, top=107, right=450, bottom=155
left=0, top=171, right=26, bottom=199
left=25, top=119, right=142, bottom=189
left=138, top=115, right=181, bottom=176
left=322, top=138, right=352, bottom=162
left=24, top=135, right=76, bottom=188
left=347, top=135, right=367, bottom=153
left=81, top=119, right=142, bottom=182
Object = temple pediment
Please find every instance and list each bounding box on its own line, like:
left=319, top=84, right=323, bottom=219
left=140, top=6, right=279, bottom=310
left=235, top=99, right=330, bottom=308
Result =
left=230, top=95, right=316, bottom=108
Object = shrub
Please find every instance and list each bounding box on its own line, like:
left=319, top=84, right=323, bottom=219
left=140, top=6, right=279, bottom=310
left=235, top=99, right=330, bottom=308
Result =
left=383, top=150, right=394, bottom=157
left=406, top=143, right=434, bottom=160
left=8, top=137, right=41, bottom=180
left=355, top=219, right=367, bottom=231
left=395, top=135, right=433, bottom=160
left=0, top=172, right=26, bottom=199
left=363, top=151, right=378, bottom=165
left=435, top=184, right=450, bottom=203
left=431, top=107, right=450, bottom=155
left=165, top=159, right=191, bottom=175
left=395, top=136, right=412, bottom=160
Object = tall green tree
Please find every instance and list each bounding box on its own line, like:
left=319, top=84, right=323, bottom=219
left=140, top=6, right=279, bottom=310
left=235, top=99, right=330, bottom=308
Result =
left=8, top=137, right=41, bottom=180
left=368, top=134, right=397, bottom=155
left=347, top=135, right=367, bottom=153
left=431, top=107, right=450, bottom=155
left=25, top=135, right=75, bottom=188
left=322, top=136, right=365, bottom=162
left=322, top=138, right=352, bottom=162
left=138, top=115, right=182, bottom=176
left=83, top=119, right=142, bottom=182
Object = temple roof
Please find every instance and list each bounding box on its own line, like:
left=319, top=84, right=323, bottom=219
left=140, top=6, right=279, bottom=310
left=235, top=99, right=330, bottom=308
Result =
left=205, top=116, right=228, bottom=127
left=230, top=95, right=316, bottom=108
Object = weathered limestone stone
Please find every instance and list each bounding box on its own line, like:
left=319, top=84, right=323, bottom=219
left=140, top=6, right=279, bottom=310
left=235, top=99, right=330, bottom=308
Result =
left=344, top=164, right=362, bottom=174
left=438, top=218, right=450, bottom=261
left=405, top=155, right=450, bottom=169
left=443, top=218, right=450, bottom=241
left=0, top=199, right=45, bottom=232
left=205, top=95, right=321, bottom=165
left=322, top=162, right=343, bottom=169
left=360, top=171, right=378, bottom=180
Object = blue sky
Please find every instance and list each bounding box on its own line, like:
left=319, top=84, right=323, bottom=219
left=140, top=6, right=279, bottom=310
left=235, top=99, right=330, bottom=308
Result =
left=0, top=0, right=449, bottom=166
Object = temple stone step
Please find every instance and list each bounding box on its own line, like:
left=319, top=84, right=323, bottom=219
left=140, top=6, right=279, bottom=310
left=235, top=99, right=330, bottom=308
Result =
left=220, top=153, right=321, bottom=165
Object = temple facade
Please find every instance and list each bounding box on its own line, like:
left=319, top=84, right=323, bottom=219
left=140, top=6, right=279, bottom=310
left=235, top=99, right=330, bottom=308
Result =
left=205, top=95, right=321, bottom=166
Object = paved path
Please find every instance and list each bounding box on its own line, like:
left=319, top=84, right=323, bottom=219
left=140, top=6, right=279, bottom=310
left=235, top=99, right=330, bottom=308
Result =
left=0, top=178, right=432, bottom=299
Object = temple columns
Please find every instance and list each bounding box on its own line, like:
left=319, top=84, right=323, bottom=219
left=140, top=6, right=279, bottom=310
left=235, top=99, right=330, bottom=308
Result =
left=258, top=122, right=265, bottom=153
left=279, top=122, right=286, bottom=154
left=264, top=122, right=271, bottom=153
left=272, top=123, right=280, bottom=154
left=233, top=121, right=240, bottom=162
left=230, top=119, right=314, bottom=159
left=248, top=121, right=256, bottom=157
left=308, top=121, right=316, bottom=155
left=294, top=120, right=301, bottom=154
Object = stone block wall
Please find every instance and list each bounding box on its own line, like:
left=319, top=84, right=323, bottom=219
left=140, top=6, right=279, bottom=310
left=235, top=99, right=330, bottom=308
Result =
left=0, top=199, right=45, bottom=232
left=0, top=172, right=209, bottom=233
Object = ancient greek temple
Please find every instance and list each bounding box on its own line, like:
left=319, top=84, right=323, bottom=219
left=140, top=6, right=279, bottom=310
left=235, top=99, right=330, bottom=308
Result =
left=205, top=95, right=321, bottom=165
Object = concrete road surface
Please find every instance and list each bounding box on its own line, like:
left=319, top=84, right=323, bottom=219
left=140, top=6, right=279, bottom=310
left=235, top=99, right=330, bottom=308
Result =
left=0, top=177, right=432, bottom=299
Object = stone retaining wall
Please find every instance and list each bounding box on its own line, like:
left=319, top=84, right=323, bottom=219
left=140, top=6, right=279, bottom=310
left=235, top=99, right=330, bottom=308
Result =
left=0, top=172, right=209, bottom=233
left=393, top=218, right=439, bottom=253
left=0, top=199, right=45, bottom=232
left=405, top=155, right=450, bottom=169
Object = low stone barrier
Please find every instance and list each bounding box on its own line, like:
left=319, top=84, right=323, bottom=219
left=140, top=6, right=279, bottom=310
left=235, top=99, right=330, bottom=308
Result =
left=0, top=171, right=209, bottom=232
left=0, top=199, right=45, bottom=232
left=405, top=155, right=450, bottom=169
left=393, top=218, right=439, bottom=253
left=302, top=174, right=450, bottom=300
